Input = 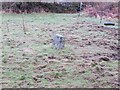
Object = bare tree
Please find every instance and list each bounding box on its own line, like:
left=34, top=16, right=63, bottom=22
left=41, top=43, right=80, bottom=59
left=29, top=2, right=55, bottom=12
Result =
left=22, top=13, right=26, bottom=34
left=6, top=20, right=9, bottom=32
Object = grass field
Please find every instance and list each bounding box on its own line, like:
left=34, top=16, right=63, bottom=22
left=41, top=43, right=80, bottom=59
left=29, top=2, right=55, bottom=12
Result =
left=1, top=13, right=119, bottom=88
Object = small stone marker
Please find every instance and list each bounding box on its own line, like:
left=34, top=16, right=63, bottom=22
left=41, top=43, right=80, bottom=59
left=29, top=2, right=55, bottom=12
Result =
left=53, top=34, right=65, bottom=49
left=104, top=22, right=115, bottom=26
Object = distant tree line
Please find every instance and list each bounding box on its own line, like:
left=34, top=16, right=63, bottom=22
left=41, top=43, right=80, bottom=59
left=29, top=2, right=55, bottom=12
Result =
left=84, top=2, right=119, bottom=18
left=2, top=2, right=119, bottom=18
left=2, top=2, right=85, bottom=13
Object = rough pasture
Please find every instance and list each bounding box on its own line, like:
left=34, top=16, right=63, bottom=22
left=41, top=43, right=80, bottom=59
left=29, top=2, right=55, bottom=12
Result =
left=1, top=13, right=118, bottom=88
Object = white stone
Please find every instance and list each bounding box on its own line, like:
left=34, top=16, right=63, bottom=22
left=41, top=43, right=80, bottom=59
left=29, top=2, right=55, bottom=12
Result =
left=53, top=34, right=65, bottom=49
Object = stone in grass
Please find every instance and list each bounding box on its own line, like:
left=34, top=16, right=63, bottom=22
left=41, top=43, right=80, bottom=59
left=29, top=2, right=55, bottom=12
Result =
left=99, top=57, right=110, bottom=61
left=2, top=60, right=7, bottom=63
left=19, top=75, right=26, bottom=80
left=33, top=76, right=38, bottom=81
left=48, top=55, right=56, bottom=59
left=104, top=22, right=115, bottom=26
left=52, top=34, right=65, bottom=49
left=37, top=64, right=47, bottom=69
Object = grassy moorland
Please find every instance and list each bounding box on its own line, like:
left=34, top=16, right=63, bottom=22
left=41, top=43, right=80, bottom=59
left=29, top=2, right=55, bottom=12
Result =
left=1, top=13, right=119, bottom=88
